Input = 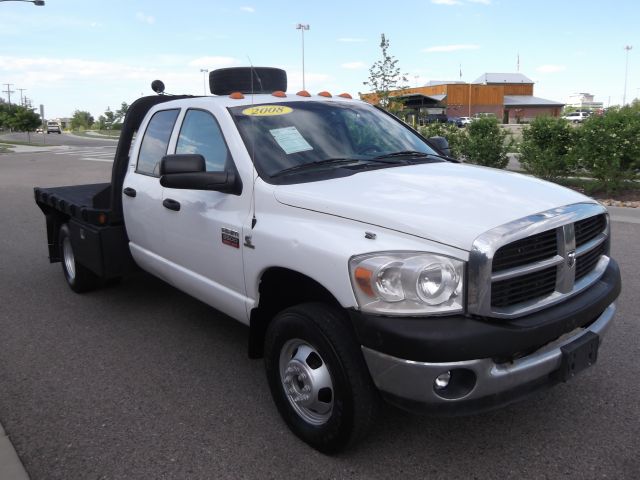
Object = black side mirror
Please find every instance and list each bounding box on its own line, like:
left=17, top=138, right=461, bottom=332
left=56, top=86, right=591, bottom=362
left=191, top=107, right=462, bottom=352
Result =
left=159, top=154, right=242, bottom=195
left=428, top=136, right=451, bottom=157
left=159, top=154, right=205, bottom=175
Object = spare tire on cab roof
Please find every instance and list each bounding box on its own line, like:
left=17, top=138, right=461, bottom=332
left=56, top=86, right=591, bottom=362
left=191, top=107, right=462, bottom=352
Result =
left=209, top=67, right=287, bottom=95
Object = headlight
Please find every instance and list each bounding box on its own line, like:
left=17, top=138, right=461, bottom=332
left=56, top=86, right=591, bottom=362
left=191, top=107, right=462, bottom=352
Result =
left=350, top=252, right=465, bottom=315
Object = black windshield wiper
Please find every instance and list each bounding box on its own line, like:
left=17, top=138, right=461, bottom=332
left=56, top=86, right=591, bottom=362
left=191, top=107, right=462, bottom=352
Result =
left=271, top=158, right=361, bottom=178
left=373, top=150, right=431, bottom=160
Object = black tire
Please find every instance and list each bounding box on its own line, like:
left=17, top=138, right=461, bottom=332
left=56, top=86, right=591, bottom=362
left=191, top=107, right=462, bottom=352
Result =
left=58, top=223, right=100, bottom=293
left=264, top=303, right=378, bottom=453
left=209, top=67, right=287, bottom=95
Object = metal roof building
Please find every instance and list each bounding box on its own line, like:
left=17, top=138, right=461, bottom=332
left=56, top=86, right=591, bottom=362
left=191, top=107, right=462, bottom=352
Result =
left=361, top=72, right=564, bottom=123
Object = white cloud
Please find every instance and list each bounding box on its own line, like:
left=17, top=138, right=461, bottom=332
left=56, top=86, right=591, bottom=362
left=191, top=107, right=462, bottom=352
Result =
left=136, top=12, right=155, bottom=25
left=240, top=6, right=255, bottom=13
left=337, top=37, right=365, bottom=43
left=424, top=44, right=480, bottom=52
left=187, top=56, right=240, bottom=69
left=536, top=64, right=566, bottom=73
left=341, top=62, right=366, bottom=70
left=431, top=0, right=462, bottom=5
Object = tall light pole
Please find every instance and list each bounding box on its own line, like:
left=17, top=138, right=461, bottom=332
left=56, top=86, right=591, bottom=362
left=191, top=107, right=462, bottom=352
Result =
left=0, top=0, right=45, bottom=5
left=623, top=46, right=633, bottom=106
left=200, top=68, right=208, bottom=96
left=296, top=23, right=310, bottom=91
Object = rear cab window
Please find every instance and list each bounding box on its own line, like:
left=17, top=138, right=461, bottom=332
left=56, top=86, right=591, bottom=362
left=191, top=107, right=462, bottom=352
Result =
left=136, top=109, right=180, bottom=176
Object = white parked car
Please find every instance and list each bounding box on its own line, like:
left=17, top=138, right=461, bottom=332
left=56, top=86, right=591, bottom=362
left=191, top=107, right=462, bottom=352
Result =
left=459, top=116, right=472, bottom=126
left=562, top=112, right=589, bottom=123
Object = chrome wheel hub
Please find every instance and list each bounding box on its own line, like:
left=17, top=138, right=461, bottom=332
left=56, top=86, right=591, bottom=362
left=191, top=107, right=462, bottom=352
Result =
left=62, top=236, right=76, bottom=280
left=279, top=339, right=334, bottom=425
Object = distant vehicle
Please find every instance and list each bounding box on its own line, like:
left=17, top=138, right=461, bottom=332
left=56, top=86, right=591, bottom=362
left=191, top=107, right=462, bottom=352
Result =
left=562, top=112, right=589, bottom=123
left=459, top=116, right=472, bottom=126
left=36, top=127, right=43, bottom=133
left=446, top=116, right=464, bottom=127
left=47, top=121, right=62, bottom=134
left=472, top=112, right=497, bottom=120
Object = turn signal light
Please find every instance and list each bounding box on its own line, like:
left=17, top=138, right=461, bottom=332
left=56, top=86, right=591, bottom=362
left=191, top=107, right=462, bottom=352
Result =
left=354, top=267, right=374, bottom=297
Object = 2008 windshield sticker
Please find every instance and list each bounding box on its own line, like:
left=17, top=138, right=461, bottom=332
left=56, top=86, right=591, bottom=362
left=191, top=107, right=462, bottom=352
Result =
left=242, top=105, right=293, bottom=116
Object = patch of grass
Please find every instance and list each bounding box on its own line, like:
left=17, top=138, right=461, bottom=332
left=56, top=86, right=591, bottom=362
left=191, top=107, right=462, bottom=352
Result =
left=71, top=130, right=120, bottom=139
left=0, top=144, right=12, bottom=153
left=0, top=139, right=47, bottom=147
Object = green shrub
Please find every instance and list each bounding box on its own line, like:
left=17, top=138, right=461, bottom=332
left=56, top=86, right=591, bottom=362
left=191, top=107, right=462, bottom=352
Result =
left=519, top=116, right=577, bottom=181
left=460, top=117, right=510, bottom=168
left=573, top=107, right=640, bottom=193
left=418, top=123, right=465, bottom=158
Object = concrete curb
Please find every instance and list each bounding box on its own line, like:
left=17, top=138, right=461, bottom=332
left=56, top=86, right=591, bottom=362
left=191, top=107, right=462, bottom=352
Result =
left=0, top=422, right=29, bottom=480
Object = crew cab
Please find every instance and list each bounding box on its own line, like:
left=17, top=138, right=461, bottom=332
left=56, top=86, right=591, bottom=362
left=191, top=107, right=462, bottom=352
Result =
left=34, top=67, right=621, bottom=453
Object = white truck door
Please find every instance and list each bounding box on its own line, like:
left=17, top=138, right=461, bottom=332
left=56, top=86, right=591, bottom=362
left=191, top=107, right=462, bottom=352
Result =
left=122, top=108, right=180, bottom=282
left=159, top=108, right=251, bottom=322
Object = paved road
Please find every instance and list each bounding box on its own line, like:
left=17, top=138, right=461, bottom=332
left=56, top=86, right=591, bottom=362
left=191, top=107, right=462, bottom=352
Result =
left=0, top=147, right=639, bottom=479
left=0, top=131, right=118, bottom=148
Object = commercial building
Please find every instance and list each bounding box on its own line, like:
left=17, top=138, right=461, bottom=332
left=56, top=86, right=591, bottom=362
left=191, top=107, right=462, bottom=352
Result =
left=566, top=93, right=603, bottom=111
left=361, top=73, right=564, bottom=123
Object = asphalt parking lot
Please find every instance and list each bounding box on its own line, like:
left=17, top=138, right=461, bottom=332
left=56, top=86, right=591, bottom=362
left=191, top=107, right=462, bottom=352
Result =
left=1, top=148, right=639, bottom=479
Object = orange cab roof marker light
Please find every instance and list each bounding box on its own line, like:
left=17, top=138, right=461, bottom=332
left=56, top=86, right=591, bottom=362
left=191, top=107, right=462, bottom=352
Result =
left=272, top=91, right=286, bottom=97
left=229, top=92, right=245, bottom=99
left=296, top=90, right=311, bottom=97
left=338, top=93, right=352, bottom=99
left=318, top=91, right=332, bottom=98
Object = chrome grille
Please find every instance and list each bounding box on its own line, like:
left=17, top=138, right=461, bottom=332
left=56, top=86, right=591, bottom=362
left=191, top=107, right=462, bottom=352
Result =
left=468, top=203, right=610, bottom=319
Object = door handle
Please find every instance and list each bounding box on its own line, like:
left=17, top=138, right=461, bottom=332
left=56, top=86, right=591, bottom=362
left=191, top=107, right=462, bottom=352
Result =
left=162, top=198, right=181, bottom=211
left=123, top=187, right=137, bottom=197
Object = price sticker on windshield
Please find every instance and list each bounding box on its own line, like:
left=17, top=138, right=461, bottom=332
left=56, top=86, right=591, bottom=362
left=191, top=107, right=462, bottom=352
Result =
left=242, top=105, right=293, bottom=116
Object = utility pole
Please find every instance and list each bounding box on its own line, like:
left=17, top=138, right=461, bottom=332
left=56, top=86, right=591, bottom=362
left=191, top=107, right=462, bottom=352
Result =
left=623, top=45, right=633, bottom=106
left=17, top=88, right=27, bottom=106
left=296, top=23, right=310, bottom=91
left=3, top=83, right=14, bottom=108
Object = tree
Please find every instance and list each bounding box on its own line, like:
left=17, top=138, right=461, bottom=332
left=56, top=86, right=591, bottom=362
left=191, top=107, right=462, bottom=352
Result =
left=460, top=117, right=510, bottom=168
left=70, top=110, right=95, bottom=130
left=7, top=105, right=41, bottom=142
left=519, top=116, right=577, bottom=181
left=363, top=34, right=408, bottom=109
left=114, top=102, right=129, bottom=123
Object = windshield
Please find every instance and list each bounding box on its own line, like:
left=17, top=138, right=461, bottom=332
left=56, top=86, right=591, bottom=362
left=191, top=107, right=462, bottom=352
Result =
left=229, top=101, right=439, bottom=180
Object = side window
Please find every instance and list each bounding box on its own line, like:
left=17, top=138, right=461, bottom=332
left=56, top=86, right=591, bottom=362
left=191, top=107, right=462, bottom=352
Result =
left=136, top=109, right=180, bottom=176
left=176, top=110, right=229, bottom=172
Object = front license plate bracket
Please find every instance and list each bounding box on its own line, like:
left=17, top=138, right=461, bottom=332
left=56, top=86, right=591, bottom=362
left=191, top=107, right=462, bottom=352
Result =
left=558, top=331, right=600, bottom=382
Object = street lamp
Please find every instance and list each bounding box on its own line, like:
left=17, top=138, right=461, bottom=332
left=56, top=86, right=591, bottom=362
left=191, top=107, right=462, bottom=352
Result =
left=200, top=68, right=208, bottom=96
left=0, top=0, right=45, bottom=5
left=623, top=45, right=633, bottom=106
left=296, top=23, right=310, bottom=91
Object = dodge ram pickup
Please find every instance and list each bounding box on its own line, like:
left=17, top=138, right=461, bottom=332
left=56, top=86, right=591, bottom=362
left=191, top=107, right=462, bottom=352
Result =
left=34, top=67, right=621, bottom=452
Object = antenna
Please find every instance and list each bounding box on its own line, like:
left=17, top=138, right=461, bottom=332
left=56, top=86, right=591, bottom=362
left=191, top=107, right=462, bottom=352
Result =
left=247, top=56, right=258, bottom=229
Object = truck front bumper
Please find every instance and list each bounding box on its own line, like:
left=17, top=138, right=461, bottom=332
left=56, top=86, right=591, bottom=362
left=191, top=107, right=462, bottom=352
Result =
left=351, top=259, right=621, bottom=414
left=361, top=303, right=615, bottom=414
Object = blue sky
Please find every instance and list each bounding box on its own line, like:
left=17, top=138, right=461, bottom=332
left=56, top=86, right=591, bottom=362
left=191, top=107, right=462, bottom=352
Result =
left=0, top=0, right=638, bottom=118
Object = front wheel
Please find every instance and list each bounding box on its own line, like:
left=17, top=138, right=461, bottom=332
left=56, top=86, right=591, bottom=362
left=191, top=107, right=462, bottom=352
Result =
left=264, top=303, right=378, bottom=453
left=59, top=223, right=100, bottom=293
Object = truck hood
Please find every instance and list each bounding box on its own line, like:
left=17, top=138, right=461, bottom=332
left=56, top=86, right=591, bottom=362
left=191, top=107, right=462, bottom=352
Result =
left=273, top=162, right=594, bottom=251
